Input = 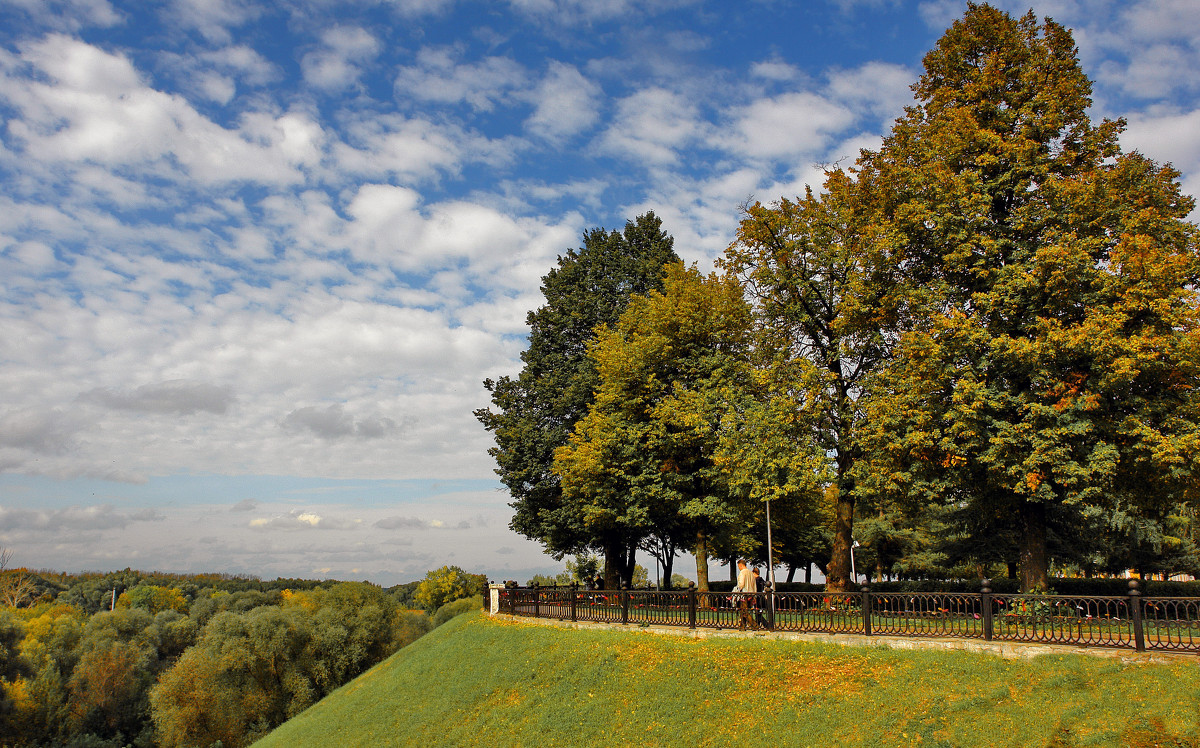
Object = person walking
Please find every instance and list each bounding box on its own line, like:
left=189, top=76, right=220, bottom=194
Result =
left=734, top=559, right=756, bottom=630
left=752, top=568, right=770, bottom=629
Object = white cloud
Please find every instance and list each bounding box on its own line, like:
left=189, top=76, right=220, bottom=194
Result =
left=0, top=504, right=155, bottom=531
left=301, top=26, right=381, bottom=92
left=2, top=0, right=122, bottom=31
left=524, top=61, right=602, bottom=143
left=282, top=404, right=400, bottom=440
left=166, top=0, right=259, bottom=44
left=825, top=61, right=915, bottom=121
left=333, top=114, right=476, bottom=180
left=751, top=59, right=804, bottom=82
left=249, top=509, right=364, bottom=531
left=395, top=47, right=527, bottom=111
left=721, top=91, right=856, bottom=160
left=596, top=87, right=706, bottom=165
left=505, top=0, right=699, bottom=24
left=4, top=36, right=318, bottom=186
left=79, top=380, right=236, bottom=415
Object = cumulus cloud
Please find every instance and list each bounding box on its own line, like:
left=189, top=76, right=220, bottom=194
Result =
left=375, top=515, right=430, bottom=530
left=165, top=0, right=259, bottom=44
left=395, top=47, right=527, bottom=111
left=596, top=87, right=706, bottom=165
left=720, top=91, right=855, bottom=160
left=302, top=26, right=380, bottom=91
left=506, top=0, right=699, bottom=24
left=751, top=59, right=805, bottom=82
left=0, top=408, right=82, bottom=456
left=79, top=380, right=236, bottom=415
left=524, top=61, right=602, bottom=143
left=248, top=509, right=363, bottom=531
left=0, top=504, right=157, bottom=531
left=3, top=0, right=122, bottom=31
left=230, top=499, right=258, bottom=512
left=4, top=35, right=319, bottom=185
left=282, top=404, right=399, bottom=440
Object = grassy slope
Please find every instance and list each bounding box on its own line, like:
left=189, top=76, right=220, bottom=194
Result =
left=253, top=611, right=1200, bottom=748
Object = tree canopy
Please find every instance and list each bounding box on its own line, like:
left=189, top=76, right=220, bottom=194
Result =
left=856, top=3, right=1200, bottom=590
left=485, top=3, right=1198, bottom=592
left=476, top=213, right=679, bottom=586
left=553, top=263, right=761, bottom=589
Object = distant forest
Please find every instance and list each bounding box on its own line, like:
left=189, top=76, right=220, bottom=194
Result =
left=0, top=561, right=486, bottom=747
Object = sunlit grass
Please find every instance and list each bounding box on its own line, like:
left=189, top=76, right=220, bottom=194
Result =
left=253, top=610, right=1200, bottom=748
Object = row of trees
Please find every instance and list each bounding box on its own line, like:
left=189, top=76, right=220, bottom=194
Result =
left=478, top=4, right=1200, bottom=593
left=0, top=563, right=486, bottom=747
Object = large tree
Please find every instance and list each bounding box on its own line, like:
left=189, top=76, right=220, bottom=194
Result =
left=553, top=263, right=757, bottom=590
left=722, top=170, right=894, bottom=592
left=858, top=4, right=1200, bottom=591
left=475, top=214, right=679, bottom=587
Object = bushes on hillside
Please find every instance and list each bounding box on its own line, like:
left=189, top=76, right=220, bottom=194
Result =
left=414, top=566, right=487, bottom=612
left=432, top=595, right=483, bottom=627
left=149, top=582, right=428, bottom=748
left=1, top=575, right=443, bottom=748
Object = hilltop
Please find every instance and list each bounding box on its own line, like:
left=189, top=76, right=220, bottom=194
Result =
left=252, top=611, right=1200, bottom=747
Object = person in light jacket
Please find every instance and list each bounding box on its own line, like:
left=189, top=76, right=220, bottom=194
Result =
left=734, top=559, right=756, bottom=630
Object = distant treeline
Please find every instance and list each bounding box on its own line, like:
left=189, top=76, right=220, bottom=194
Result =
left=0, top=565, right=486, bottom=747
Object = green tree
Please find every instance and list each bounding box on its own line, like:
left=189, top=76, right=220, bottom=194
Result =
left=722, top=169, right=893, bottom=592
left=858, top=4, right=1200, bottom=590
left=414, top=566, right=486, bottom=613
left=152, top=581, right=418, bottom=748
left=476, top=213, right=680, bottom=586
left=0, top=610, right=31, bottom=729
left=116, top=584, right=188, bottom=615
left=553, top=263, right=756, bottom=590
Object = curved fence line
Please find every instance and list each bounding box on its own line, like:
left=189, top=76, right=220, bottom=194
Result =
left=496, top=580, right=1200, bottom=654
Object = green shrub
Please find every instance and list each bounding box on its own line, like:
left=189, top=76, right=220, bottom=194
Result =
left=432, top=595, right=483, bottom=627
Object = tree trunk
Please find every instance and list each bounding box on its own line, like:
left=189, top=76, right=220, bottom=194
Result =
left=694, top=530, right=710, bottom=592
left=729, top=557, right=737, bottom=582
left=826, top=489, right=855, bottom=592
left=805, top=564, right=812, bottom=584
left=603, top=538, right=621, bottom=590
left=786, top=565, right=796, bottom=583
left=1019, top=500, right=1049, bottom=592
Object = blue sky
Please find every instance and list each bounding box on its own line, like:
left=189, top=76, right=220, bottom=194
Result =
left=1, top=0, right=1197, bottom=587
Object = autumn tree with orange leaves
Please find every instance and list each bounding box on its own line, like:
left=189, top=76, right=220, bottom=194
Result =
left=856, top=4, right=1200, bottom=591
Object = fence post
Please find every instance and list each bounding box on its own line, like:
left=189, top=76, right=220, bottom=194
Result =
left=621, top=582, right=630, bottom=625
left=1129, top=579, right=1145, bottom=652
left=861, top=585, right=872, bottom=637
left=570, top=581, right=578, bottom=622
left=687, top=582, right=697, bottom=629
left=532, top=582, right=540, bottom=620
left=981, top=578, right=994, bottom=642
left=767, top=582, right=775, bottom=631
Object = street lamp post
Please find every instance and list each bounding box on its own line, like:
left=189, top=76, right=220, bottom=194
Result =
left=850, top=540, right=860, bottom=585
left=766, top=498, right=776, bottom=626
left=765, top=498, right=775, bottom=589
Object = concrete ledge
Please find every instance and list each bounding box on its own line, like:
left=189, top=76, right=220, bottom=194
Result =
left=488, top=613, right=1196, bottom=664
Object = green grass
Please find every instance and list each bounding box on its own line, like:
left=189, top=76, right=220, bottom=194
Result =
left=253, top=611, right=1200, bottom=748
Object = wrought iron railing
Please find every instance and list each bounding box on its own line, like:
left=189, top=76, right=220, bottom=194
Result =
left=496, top=579, right=1200, bottom=654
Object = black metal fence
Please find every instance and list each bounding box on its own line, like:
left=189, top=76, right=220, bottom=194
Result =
left=497, top=579, right=1200, bottom=654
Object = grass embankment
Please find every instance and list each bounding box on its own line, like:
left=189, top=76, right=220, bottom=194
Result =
left=254, top=611, right=1200, bottom=748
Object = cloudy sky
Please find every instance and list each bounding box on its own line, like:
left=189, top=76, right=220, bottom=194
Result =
left=1, top=0, right=1197, bottom=587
